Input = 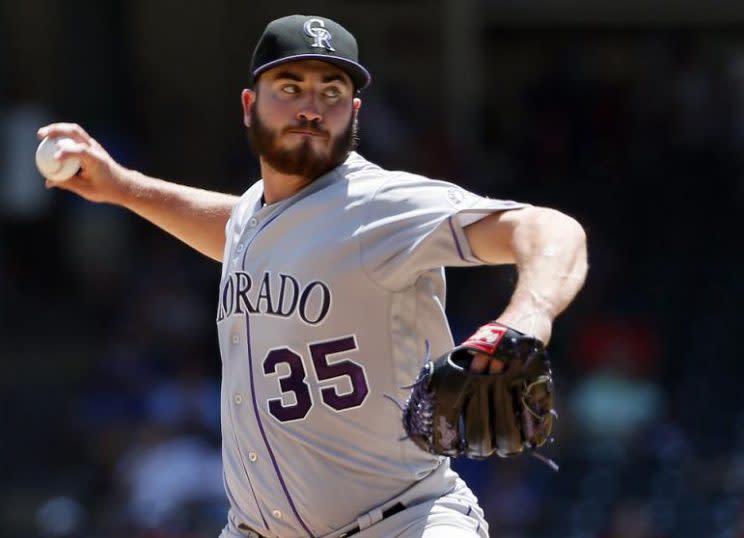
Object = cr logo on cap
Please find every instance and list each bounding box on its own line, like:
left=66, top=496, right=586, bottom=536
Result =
left=304, top=18, right=335, bottom=52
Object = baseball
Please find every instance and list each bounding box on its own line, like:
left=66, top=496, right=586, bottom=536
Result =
left=35, top=136, right=81, bottom=182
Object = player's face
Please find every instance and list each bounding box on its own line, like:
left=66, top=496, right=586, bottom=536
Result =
left=245, top=60, right=360, bottom=180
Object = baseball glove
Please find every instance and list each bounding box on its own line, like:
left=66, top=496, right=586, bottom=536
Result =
left=401, top=321, right=557, bottom=468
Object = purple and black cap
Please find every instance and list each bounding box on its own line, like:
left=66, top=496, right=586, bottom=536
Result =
left=250, top=14, right=372, bottom=91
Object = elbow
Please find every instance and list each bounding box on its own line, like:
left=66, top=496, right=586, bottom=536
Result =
left=563, top=212, right=587, bottom=254
left=548, top=207, right=587, bottom=252
left=535, top=208, right=589, bottom=290
left=557, top=211, right=589, bottom=278
left=522, top=206, right=588, bottom=263
left=528, top=207, right=586, bottom=243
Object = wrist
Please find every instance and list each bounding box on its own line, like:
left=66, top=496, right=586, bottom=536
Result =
left=110, top=167, right=142, bottom=207
left=495, top=309, right=553, bottom=345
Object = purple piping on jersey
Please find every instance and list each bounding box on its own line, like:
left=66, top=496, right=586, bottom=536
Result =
left=245, top=313, right=316, bottom=538
left=244, top=466, right=270, bottom=530
left=447, top=216, right=466, bottom=261
left=227, top=431, right=270, bottom=530
left=466, top=506, right=472, bottom=516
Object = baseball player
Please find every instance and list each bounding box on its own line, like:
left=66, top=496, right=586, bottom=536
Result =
left=38, top=14, right=587, bottom=538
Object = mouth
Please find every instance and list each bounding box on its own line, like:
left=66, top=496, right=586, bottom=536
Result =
left=286, top=129, right=326, bottom=138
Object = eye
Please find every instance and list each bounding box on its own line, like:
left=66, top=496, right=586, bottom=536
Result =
left=281, top=84, right=300, bottom=94
left=324, top=86, right=342, bottom=98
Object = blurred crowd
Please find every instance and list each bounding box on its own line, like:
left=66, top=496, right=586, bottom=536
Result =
left=1, top=22, right=743, bottom=538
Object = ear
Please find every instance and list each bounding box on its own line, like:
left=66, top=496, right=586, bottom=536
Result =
left=241, top=89, right=256, bottom=127
left=352, top=97, right=362, bottom=111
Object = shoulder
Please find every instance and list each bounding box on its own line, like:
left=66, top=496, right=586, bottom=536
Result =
left=340, top=154, right=525, bottom=217
left=342, top=153, right=451, bottom=203
left=363, top=169, right=479, bottom=215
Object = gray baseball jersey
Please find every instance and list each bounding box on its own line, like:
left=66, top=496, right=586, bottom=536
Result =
left=216, top=152, right=526, bottom=537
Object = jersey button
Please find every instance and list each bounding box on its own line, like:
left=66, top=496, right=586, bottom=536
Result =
left=248, top=451, right=257, bottom=462
left=232, top=334, right=240, bottom=344
left=272, top=509, right=282, bottom=519
left=233, top=394, right=243, bottom=405
left=248, top=217, right=258, bottom=227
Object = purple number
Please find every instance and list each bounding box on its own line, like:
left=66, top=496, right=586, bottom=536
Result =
left=263, top=348, right=312, bottom=422
left=310, top=336, right=369, bottom=411
left=262, top=337, right=369, bottom=421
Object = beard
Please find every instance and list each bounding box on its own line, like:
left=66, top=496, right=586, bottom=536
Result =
left=247, top=102, right=358, bottom=182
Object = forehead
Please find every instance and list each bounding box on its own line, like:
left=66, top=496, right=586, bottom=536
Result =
left=259, top=59, right=353, bottom=85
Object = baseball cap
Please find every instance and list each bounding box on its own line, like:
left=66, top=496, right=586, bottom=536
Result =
left=250, top=14, right=371, bottom=91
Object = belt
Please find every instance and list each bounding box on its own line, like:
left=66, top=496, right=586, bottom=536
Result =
left=237, top=502, right=406, bottom=538
left=339, top=502, right=406, bottom=537
left=236, top=524, right=267, bottom=538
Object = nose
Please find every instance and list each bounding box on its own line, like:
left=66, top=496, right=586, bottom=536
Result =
left=297, top=108, right=322, bottom=123
left=296, top=95, right=323, bottom=123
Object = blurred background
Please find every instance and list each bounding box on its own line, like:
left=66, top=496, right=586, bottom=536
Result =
left=1, top=0, right=743, bottom=537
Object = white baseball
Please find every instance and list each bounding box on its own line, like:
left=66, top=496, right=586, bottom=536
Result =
left=35, top=136, right=81, bottom=182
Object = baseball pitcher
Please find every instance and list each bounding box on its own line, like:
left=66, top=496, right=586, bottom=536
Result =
left=38, top=14, right=587, bottom=538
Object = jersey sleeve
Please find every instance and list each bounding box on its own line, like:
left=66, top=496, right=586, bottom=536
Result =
left=358, top=172, right=528, bottom=291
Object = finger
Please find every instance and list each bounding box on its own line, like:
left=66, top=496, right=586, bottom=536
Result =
left=45, top=178, right=71, bottom=190
left=38, top=122, right=91, bottom=139
left=469, top=353, right=490, bottom=373
left=469, top=353, right=506, bottom=374
left=54, top=142, right=89, bottom=161
left=46, top=174, right=85, bottom=192
left=488, top=359, right=505, bottom=374
left=37, top=123, right=92, bottom=143
left=54, top=145, right=100, bottom=172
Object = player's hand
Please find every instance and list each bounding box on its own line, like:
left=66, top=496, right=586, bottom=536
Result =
left=403, top=320, right=556, bottom=460
left=469, top=353, right=506, bottom=374
left=37, top=123, right=130, bottom=205
left=469, top=312, right=552, bottom=374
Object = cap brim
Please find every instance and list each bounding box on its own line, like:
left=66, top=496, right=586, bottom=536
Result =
left=253, top=54, right=371, bottom=90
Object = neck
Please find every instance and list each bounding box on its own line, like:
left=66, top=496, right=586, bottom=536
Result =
left=259, top=158, right=315, bottom=204
left=259, top=152, right=351, bottom=204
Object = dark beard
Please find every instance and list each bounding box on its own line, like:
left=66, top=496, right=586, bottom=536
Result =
left=247, top=103, right=358, bottom=182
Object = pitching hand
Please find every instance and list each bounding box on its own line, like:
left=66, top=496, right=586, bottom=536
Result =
left=37, top=123, right=130, bottom=205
